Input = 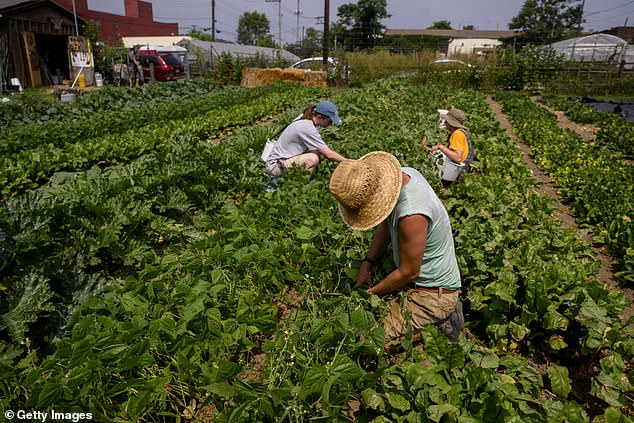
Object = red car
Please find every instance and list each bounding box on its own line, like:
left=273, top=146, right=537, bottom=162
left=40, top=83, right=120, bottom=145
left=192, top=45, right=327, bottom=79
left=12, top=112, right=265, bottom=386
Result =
left=138, top=52, right=185, bottom=82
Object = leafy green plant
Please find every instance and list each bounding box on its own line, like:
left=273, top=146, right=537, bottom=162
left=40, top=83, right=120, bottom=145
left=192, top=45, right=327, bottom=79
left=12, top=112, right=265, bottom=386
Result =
left=0, top=77, right=631, bottom=422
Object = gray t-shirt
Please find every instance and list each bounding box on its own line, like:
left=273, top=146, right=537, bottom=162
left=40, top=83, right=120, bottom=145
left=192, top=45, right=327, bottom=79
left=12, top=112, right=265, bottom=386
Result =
left=387, top=167, right=461, bottom=289
left=268, top=118, right=328, bottom=162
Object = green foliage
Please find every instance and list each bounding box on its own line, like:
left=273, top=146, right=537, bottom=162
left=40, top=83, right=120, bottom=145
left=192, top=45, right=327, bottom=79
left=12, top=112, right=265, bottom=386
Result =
left=495, top=44, right=567, bottom=90
left=213, top=51, right=292, bottom=84
left=332, top=0, right=391, bottom=51
left=236, top=11, right=271, bottom=46
left=495, top=91, right=634, bottom=282
left=509, top=0, right=583, bottom=44
left=540, top=94, right=634, bottom=158
left=0, top=77, right=631, bottom=421
left=187, top=28, right=213, bottom=42
left=428, top=20, right=452, bottom=29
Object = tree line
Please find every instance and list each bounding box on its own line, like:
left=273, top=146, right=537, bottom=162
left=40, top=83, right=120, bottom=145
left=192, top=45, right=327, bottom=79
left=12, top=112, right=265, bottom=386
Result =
left=188, top=0, right=586, bottom=56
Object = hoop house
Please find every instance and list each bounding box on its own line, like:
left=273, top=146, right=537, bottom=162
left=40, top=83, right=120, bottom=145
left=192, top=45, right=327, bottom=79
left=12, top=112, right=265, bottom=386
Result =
left=547, top=33, right=631, bottom=64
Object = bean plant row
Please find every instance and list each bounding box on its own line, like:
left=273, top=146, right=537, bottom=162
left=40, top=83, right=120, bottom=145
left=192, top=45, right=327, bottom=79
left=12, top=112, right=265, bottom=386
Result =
left=0, top=78, right=631, bottom=421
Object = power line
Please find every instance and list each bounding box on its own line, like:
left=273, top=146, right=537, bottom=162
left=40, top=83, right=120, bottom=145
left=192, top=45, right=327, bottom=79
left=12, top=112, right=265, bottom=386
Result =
left=585, top=0, right=634, bottom=16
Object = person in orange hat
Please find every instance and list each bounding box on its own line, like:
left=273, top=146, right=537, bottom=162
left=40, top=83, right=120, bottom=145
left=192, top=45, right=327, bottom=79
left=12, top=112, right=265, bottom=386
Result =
left=423, top=107, right=474, bottom=173
left=328, top=151, right=464, bottom=346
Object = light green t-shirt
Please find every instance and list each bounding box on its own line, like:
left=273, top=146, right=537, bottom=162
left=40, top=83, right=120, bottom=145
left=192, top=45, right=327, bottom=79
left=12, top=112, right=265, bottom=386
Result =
left=387, top=167, right=461, bottom=289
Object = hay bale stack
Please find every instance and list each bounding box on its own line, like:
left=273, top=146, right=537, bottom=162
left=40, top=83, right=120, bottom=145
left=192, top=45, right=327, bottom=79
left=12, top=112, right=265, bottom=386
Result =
left=241, top=67, right=327, bottom=88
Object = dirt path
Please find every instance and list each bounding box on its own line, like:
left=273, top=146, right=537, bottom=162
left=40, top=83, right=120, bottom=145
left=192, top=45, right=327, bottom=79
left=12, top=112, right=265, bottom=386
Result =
left=486, top=96, right=633, bottom=323
left=530, top=96, right=600, bottom=142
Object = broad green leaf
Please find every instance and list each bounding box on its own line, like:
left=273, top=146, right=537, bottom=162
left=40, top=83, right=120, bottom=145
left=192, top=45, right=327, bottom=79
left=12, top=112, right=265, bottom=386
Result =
left=543, top=307, right=569, bottom=330
left=69, top=337, right=94, bottom=368
left=601, top=406, right=632, bottom=423
left=509, top=321, right=530, bottom=342
left=547, top=335, right=568, bottom=350
left=300, top=365, right=326, bottom=400
left=351, top=307, right=375, bottom=332
left=427, top=404, right=459, bottom=422
left=295, top=225, right=313, bottom=240
left=183, top=298, right=205, bottom=322
left=330, top=355, right=362, bottom=384
left=547, top=364, right=571, bottom=398
left=206, top=307, right=223, bottom=336
left=361, top=388, right=385, bottom=411
left=201, top=382, right=235, bottom=397
left=385, top=392, right=410, bottom=412
left=37, top=382, right=63, bottom=408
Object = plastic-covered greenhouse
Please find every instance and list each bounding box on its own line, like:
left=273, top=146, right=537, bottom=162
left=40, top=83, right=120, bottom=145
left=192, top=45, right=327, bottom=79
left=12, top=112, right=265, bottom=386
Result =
left=547, top=33, right=632, bottom=65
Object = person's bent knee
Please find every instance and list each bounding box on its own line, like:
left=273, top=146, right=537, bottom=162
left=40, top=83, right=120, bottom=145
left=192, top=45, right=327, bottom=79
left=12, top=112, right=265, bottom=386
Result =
left=304, top=153, right=320, bottom=168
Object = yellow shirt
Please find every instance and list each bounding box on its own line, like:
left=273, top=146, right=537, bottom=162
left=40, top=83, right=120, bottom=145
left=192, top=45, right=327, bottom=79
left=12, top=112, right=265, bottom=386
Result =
left=448, top=129, right=469, bottom=163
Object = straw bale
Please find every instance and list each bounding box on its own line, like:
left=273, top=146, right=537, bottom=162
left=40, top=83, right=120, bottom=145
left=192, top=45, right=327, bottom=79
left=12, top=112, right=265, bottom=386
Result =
left=240, top=67, right=327, bottom=88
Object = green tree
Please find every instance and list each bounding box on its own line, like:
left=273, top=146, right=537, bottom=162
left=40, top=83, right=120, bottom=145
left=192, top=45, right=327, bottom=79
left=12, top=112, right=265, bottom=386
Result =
left=428, top=20, right=452, bottom=30
left=237, top=11, right=271, bottom=45
left=188, top=28, right=212, bottom=42
left=302, top=27, right=323, bottom=55
left=256, top=35, right=277, bottom=49
left=509, top=0, right=583, bottom=44
left=332, top=0, right=391, bottom=50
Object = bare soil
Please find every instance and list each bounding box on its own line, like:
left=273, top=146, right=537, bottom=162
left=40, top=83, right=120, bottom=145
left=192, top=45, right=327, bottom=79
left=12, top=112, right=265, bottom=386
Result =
left=486, top=96, right=633, bottom=323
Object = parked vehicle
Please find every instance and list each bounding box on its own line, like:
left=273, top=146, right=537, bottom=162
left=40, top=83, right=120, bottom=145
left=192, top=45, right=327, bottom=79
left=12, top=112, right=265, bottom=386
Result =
left=430, top=59, right=473, bottom=71
left=290, top=57, right=338, bottom=73
left=138, top=51, right=185, bottom=82
left=290, top=56, right=349, bottom=81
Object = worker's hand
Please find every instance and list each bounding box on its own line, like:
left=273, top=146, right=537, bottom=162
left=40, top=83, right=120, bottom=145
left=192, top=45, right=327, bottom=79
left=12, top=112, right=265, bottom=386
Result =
left=354, top=266, right=373, bottom=289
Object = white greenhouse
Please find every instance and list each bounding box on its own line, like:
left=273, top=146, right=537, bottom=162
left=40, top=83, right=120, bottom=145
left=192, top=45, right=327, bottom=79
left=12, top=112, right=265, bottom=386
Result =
left=547, top=33, right=632, bottom=66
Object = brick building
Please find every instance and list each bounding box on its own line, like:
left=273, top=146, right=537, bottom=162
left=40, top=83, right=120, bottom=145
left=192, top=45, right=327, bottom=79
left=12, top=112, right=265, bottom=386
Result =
left=52, top=0, right=179, bottom=45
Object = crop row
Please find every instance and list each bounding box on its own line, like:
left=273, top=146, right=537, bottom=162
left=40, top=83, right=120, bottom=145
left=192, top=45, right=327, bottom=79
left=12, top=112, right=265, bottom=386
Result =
left=0, top=82, right=324, bottom=196
left=495, top=91, right=634, bottom=284
left=0, top=78, right=631, bottom=421
left=0, top=82, right=302, bottom=156
left=538, top=94, right=634, bottom=158
left=0, top=79, right=227, bottom=131
left=0, top=83, right=327, bottom=346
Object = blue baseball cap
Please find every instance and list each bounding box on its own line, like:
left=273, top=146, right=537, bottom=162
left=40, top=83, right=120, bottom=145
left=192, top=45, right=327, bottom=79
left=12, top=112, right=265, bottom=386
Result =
left=314, top=100, right=342, bottom=126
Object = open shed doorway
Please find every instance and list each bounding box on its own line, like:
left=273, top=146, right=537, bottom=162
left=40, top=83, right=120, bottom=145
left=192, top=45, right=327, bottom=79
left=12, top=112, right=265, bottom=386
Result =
left=35, top=34, right=69, bottom=86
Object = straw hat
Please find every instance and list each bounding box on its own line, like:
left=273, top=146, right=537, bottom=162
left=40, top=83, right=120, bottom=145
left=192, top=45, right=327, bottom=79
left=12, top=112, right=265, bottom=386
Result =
left=329, top=151, right=402, bottom=230
left=443, top=108, right=466, bottom=129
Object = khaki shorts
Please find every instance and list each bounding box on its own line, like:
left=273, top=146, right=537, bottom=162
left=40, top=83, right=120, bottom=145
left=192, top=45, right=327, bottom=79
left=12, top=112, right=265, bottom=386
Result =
left=264, top=153, right=320, bottom=177
left=384, top=288, right=459, bottom=341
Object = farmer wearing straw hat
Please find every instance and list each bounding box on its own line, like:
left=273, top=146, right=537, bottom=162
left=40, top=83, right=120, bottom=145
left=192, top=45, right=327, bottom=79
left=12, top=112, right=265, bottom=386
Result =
left=423, top=108, right=474, bottom=173
left=329, top=151, right=464, bottom=344
left=264, top=100, right=346, bottom=178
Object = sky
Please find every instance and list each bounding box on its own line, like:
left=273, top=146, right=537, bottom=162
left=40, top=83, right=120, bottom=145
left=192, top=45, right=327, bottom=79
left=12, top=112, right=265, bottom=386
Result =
left=88, top=0, right=634, bottom=45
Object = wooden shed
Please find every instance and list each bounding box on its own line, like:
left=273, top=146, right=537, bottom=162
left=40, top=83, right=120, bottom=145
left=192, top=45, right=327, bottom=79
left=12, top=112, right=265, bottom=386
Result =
left=0, top=0, right=83, bottom=90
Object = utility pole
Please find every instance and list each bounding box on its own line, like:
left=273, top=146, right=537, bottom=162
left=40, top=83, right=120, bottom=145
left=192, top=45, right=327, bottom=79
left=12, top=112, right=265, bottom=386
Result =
left=278, top=0, right=282, bottom=49
left=265, top=0, right=282, bottom=48
left=212, top=0, right=216, bottom=41
left=294, top=0, right=302, bottom=45
left=322, top=0, right=329, bottom=71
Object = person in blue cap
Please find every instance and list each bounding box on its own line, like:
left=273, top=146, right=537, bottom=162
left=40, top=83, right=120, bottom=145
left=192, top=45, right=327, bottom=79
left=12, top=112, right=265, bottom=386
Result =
left=264, top=100, right=346, bottom=177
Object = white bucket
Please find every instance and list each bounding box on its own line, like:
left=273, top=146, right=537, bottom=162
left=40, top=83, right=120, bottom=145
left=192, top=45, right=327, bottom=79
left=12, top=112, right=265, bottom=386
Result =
left=437, top=109, right=448, bottom=128
left=432, top=151, right=464, bottom=181
left=94, top=72, right=103, bottom=87
left=60, top=93, right=76, bottom=103
left=10, top=77, right=23, bottom=92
